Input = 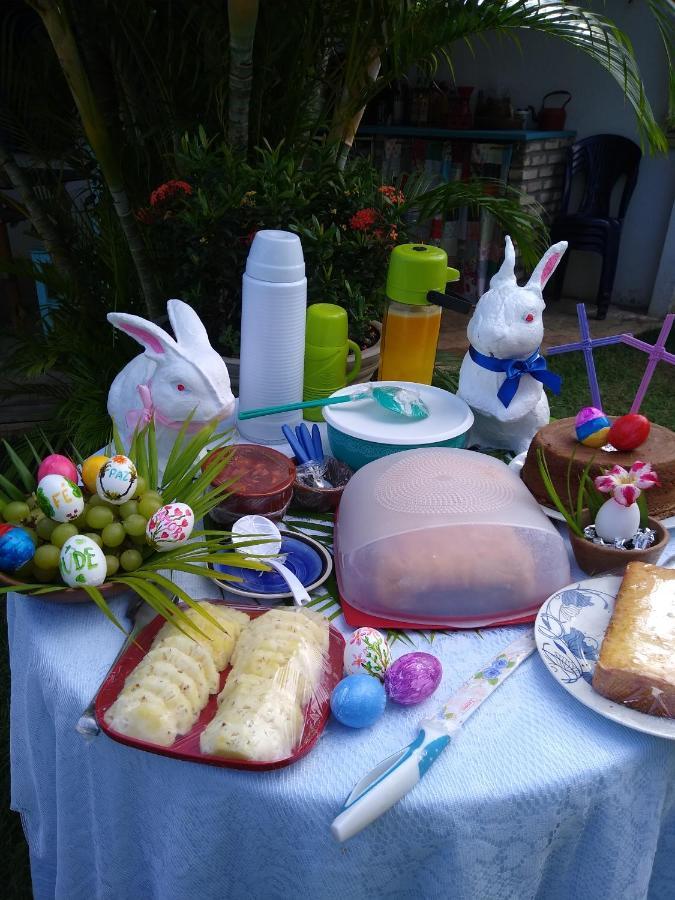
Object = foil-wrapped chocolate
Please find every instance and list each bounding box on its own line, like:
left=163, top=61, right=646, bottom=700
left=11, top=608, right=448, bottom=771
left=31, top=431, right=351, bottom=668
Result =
left=583, top=524, right=656, bottom=551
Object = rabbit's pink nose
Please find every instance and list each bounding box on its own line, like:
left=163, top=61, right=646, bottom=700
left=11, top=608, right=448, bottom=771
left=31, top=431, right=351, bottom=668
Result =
left=524, top=313, right=535, bottom=323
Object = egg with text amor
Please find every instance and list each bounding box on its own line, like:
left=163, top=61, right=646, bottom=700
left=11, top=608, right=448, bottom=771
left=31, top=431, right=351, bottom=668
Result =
left=96, top=455, right=138, bottom=504
left=36, top=474, right=85, bottom=523
left=146, top=502, right=195, bottom=552
left=59, top=534, right=107, bottom=587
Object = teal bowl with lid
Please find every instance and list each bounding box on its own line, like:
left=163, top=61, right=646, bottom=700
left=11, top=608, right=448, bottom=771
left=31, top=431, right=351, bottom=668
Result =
left=323, top=381, right=474, bottom=470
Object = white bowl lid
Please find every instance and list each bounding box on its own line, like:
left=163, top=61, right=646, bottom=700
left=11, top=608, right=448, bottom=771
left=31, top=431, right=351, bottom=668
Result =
left=323, top=381, right=474, bottom=445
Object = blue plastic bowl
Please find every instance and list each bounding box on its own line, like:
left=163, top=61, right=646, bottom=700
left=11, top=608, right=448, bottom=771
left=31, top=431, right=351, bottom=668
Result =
left=327, top=425, right=468, bottom=470
left=323, top=382, right=474, bottom=471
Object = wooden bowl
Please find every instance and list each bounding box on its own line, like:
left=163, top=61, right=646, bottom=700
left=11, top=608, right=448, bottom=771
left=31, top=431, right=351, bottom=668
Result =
left=292, top=458, right=354, bottom=513
left=569, top=512, right=669, bottom=577
left=0, top=570, right=133, bottom=605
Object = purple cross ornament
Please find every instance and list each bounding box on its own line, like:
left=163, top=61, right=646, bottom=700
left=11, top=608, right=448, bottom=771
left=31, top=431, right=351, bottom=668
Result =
left=622, top=313, right=675, bottom=414
left=546, top=303, right=630, bottom=411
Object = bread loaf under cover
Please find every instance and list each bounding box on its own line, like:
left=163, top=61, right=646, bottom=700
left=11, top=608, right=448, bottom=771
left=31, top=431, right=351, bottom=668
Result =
left=593, top=562, right=675, bottom=718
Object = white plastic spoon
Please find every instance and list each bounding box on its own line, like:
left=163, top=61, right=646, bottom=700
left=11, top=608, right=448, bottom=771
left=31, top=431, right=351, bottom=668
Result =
left=231, top=515, right=310, bottom=607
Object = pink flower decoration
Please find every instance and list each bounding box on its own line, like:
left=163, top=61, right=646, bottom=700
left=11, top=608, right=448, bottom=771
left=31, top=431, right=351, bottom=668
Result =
left=349, top=634, right=362, bottom=645
left=594, top=461, right=660, bottom=507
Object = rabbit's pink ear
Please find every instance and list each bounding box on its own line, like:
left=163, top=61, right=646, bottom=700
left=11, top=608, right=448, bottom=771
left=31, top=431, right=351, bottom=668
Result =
left=107, top=313, right=178, bottom=358
left=527, top=241, right=568, bottom=291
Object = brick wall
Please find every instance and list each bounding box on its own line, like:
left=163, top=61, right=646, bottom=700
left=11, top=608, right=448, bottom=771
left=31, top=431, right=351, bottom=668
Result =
left=508, top=137, right=573, bottom=223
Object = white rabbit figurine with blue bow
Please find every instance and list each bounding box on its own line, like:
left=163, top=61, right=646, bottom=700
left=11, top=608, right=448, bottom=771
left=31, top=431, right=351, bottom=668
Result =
left=107, top=299, right=236, bottom=470
left=457, top=236, right=567, bottom=454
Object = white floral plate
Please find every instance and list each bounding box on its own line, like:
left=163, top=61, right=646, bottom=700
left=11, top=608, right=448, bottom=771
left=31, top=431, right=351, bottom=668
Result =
left=509, top=453, right=675, bottom=528
left=535, top=575, right=675, bottom=740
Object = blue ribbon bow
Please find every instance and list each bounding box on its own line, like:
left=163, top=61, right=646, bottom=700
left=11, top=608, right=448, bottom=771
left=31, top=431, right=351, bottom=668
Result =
left=468, top=346, right=562, bottom=408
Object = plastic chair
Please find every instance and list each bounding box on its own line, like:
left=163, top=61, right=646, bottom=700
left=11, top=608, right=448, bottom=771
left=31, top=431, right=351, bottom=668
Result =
left=547, top=134, right=641, bottom=319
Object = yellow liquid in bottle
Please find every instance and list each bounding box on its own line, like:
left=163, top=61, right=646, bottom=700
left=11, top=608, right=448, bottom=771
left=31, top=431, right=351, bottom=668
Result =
left=379, top=301, right=442, bottom=384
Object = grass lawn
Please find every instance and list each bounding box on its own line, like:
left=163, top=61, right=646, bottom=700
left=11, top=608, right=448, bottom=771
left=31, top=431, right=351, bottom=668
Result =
left=0, top=326, right=673, bottom=898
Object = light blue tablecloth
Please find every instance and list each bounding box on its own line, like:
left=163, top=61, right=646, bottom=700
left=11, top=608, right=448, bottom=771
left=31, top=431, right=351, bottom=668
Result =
left=7, top=527, right=675, bottom=900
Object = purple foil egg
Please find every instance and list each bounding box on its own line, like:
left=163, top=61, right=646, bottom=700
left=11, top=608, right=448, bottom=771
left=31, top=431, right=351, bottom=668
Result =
left=384, top=652, right=443, bottom=706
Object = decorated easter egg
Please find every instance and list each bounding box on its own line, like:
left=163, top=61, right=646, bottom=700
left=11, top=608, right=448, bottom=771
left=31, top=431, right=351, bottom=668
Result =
left=59, top=534, right=107, bottom=588
left=343, top=627, right=392, bottom=680
left=608, top=414, right=651, bottom=451
left=330, top=674, right=387, bottom=728
left=36, top=474, right=85, bottom=523
left=594, top=498, right=641, bottom=543
left=384, top=652, right=443, bottom=706
left=37, top=454, right=78, bottom=484
left=574, top=407, right=611, bottom=448
left=96, top=455, right=138, bottom=504
left=0, top=523, right=35, bottom=573
left=146, top=502, right=195, bottom=552
left=81, top=454, right=110, bottom=494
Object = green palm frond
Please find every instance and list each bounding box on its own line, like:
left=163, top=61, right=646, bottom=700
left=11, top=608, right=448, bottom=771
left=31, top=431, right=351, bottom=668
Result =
left=341, top=0, right=666, bottom=153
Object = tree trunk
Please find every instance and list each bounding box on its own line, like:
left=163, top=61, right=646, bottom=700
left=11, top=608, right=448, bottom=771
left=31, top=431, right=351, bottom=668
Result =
left=227, top=0, right=260, bottom=153
left=28, top=0, right=161, bottom=320
left=0, top=133, right=74, bottom=277
left=330, top=53, right=381, bottom=171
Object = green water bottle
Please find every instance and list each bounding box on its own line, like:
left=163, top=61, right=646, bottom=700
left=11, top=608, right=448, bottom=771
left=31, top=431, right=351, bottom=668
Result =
left=303, top=303, right=362, bottom=422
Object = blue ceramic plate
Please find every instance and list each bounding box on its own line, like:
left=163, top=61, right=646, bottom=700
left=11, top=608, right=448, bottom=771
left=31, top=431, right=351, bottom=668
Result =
left=212, top=532, right=332, bottom=600
left=535, top=575, right=675, bottom=740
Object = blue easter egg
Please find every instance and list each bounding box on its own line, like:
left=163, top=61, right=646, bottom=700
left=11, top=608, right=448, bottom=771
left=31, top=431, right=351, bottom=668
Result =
left=330, top=674, right=387, bottom=728
left=0, top=524, right=35, bottom=573
left=574, top=407, right=611, bottom=448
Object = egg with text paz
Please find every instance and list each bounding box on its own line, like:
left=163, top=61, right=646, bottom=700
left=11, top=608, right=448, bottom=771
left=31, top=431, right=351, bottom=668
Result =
left=96, top=455, right=138, bottom=504
left=608, top=414, right=651, bottom=452
left=574, top=407, right=611, bottom=448
left=59, top=534, right=107, bottom=588
left=36, top=474, right=85, bottom=523
left=0, top=524, right=35, bottom=573
left=37, top=454, right=79, bottom=484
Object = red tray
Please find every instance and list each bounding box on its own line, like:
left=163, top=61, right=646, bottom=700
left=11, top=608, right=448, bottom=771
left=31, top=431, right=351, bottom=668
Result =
left=95, top=603, right=345, bottom=771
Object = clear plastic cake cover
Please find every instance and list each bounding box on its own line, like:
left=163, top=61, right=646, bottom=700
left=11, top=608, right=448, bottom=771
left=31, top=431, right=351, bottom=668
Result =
left=335, top=448, right=571, bottom=628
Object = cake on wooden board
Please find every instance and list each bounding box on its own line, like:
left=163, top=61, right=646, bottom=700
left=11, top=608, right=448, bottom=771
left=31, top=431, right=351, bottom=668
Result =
left=592, top=562, right=675, bottom=718
left=520, top=418, right=675, bottom=518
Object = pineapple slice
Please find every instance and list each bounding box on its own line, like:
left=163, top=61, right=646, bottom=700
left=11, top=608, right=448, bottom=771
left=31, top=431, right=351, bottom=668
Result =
left=140, top=646, right=211, bottom=706
left=152, top=633, right=219, bottom=693
left=200, top=717, right=288, bottom=761
left=126, top=657, right=201, bottom=713
left=104, top=692, right=178, bottom=747
left=122, top=675, right=198, bottom=734
left=154, top=617, right=235, bottom=671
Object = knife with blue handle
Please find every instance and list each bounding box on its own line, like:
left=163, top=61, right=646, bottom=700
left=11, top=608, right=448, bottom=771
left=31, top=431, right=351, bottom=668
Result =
left=330, top=632, right=536, bottom=842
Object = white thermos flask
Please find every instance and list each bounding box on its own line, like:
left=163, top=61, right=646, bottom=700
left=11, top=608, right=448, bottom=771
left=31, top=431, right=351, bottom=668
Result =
left=237, top=230, right=307, bottom=443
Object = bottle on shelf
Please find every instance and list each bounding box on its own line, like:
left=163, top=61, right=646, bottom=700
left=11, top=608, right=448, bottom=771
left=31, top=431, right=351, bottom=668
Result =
left=429, top=216, right=443, bottom=247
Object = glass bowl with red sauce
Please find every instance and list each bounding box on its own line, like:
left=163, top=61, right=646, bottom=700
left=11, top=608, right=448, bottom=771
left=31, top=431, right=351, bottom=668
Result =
left=205, top=445, right=296, bottom=524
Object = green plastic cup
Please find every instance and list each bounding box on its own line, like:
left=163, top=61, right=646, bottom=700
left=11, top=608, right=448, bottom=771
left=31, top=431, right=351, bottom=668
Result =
left=303, top=304, right=362, bottom=422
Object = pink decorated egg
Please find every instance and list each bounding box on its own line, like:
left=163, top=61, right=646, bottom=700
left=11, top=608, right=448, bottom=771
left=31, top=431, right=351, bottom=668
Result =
left=146, top=502, right=195, bottom=552
left=343, top=627, right=392, bottom=680
left=574, top=407, right=610, bottom=448
left=384, top=652, right=442, bottom=706
left=37, top=454, right=79, bottom=484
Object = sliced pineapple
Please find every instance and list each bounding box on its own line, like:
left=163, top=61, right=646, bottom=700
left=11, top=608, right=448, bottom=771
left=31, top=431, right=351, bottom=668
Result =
left=154, top=617, right=235, bottom=671
left=200, top=717, right=288, bottom=761
left=141, top=645, right=211, bottom=706
left=126, top=657, right=202, bottom=713
left=104, top=692, right=178, bottom=747
left=122, top=674, right=198, bottom=734
left=153, top=633, right=219, bottom=693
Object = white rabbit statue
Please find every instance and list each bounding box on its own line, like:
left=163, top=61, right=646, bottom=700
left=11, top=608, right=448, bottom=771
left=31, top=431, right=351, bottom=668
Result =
left=107, top=299, right=236, bottom=469
left=457, top=235, right=567, bottom=454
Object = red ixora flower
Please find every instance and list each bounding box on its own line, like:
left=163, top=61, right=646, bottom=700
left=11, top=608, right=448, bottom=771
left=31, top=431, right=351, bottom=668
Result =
left=149, top=179, right=193, bottom=208
left=349, top=207, right=378, bottom=231
left=378, top=185, right=404, bottom=204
